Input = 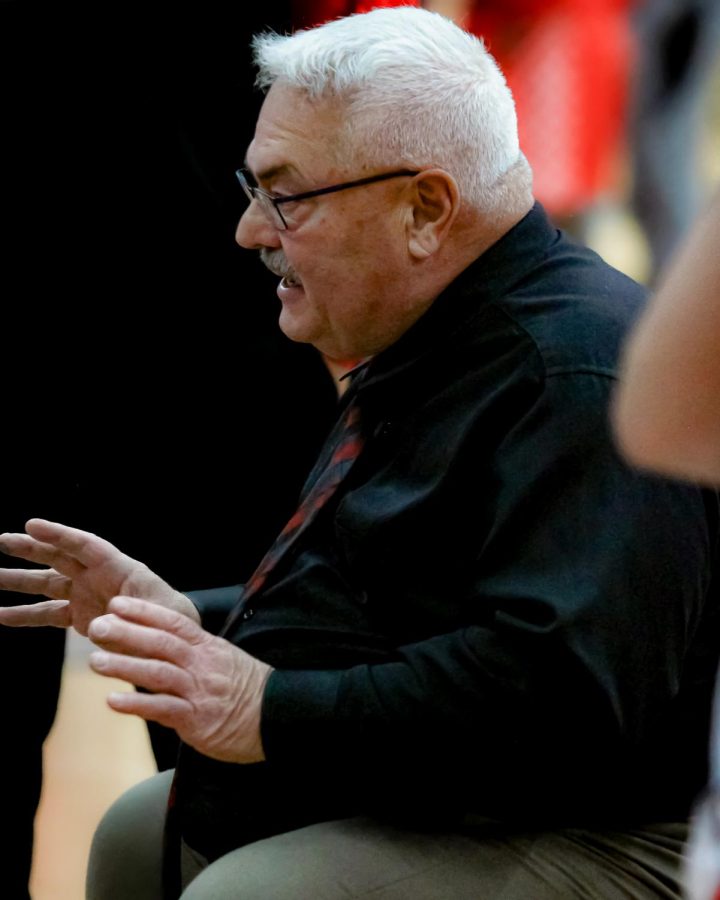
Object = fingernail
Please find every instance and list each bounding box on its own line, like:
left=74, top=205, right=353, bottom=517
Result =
left=111, top=597, right=130, bottom=614
left=92, top=619, right=110, bottom=638
left=90, top=650, right=109, bottom=669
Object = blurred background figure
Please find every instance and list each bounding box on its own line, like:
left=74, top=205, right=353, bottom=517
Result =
left=463, top=0, right=636, bottom=238
left=291, top=0, right=412, bottom=28
left=614, top=190, right=720, bottom=485
left=614, top=191, right=720, bottom=900
left=629, top=0, right=720, bottom=282
left=426, top=0, right=719, bottom=281
left=424, top=0, right=637, bottom=239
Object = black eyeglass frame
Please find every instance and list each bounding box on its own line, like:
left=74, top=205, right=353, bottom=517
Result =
left=236, top=168, right=420, bottom=230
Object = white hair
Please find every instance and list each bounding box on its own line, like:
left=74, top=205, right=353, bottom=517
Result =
left=252, top=6, right=532, bottom=214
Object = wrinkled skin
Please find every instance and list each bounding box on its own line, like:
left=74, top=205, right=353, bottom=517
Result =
left=0, top=520, right=271, bottom=763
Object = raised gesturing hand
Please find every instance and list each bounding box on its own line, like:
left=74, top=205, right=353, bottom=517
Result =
left=88, top=596, right=271, bottom=763
left=0, top=519, right=199, bottom=635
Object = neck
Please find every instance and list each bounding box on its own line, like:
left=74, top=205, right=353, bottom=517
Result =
left=417, top=198, right=533, bottom=305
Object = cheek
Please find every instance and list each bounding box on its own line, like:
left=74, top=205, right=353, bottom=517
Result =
left=293, top=210, right=403, bottom=320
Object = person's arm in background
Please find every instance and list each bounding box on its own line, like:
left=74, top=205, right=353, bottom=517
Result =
left=614, top=190, right=720, bottom=484
left=614, top=188, right=720, bottom=900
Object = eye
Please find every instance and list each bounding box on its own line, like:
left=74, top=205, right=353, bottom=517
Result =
left=274, top=195, right=299, bottom=206
left=267, top=181, right=304, bottom=204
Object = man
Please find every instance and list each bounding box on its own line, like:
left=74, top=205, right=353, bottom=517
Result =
left=0, top=8, right=717, bottom=898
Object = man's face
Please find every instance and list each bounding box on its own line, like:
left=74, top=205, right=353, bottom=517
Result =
left=236, top=84, right=416, bottom=361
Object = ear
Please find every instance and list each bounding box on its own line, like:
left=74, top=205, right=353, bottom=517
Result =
left=406, top=169, right=460, bottom=260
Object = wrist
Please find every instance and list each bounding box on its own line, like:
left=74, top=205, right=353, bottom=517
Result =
left=226, top=658, right=274, bottom=764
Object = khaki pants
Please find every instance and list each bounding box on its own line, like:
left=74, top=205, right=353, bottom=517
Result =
left=86, top=770, right=688, bottom=899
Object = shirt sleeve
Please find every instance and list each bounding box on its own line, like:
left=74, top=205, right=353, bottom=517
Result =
left=186, top=584, right=243, bottom=635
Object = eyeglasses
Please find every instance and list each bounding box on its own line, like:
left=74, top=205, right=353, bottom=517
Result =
left=236, top=168, right=419, bottom=231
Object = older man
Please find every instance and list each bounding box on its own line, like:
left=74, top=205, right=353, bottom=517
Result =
left=0, top=8, right=717, bottom=899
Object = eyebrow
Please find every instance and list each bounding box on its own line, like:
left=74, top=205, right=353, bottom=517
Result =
left=244, top=159, right=298, bottom=186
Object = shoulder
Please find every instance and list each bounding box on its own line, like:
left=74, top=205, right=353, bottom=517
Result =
left=489, top=240, right=648, bottom=380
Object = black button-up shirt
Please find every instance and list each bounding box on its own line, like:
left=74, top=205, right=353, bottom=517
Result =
left=184, top=204, right=719, bottom=859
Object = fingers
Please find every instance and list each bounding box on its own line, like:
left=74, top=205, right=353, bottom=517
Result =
left=24, top=519, right=116, bottom=568
left=104, top=596, right=206, bottom=644
left=0, top=519, right=119, bottom=574
left=0, top=532, right=85, bottom=580
left=88, top=611, right=194, bottom=666
left=88, top=596, right=269, bottom=763
left=88, top=596, right=207, bottom=662
left=0, top=599, right=71, bottom=628
left=0, top=568, right=73, bottom=600
left=104, top=690, right=193, bottom=730
left=90, top=650, right=195, bottom=697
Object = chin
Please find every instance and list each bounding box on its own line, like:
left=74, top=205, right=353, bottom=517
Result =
left=278, top=310, right=321, bottom=347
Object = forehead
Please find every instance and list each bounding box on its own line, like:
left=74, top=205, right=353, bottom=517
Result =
left=246, top=84, right=349, bottom=181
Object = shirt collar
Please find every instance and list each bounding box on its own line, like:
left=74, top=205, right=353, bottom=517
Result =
left=355, top=202, right=559, bottom=392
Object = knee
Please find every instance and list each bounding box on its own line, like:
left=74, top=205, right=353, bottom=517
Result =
left=86, top=770, right=172, bottom=900
left=179, top=847, right=290, bottom=900
left=180, top=829, right=333, bottom=900
left=180, top=819, right=384, bottom=900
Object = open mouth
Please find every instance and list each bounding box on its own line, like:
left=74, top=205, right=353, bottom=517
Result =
left=260, top=249, right=303, bottom=290
left=280, top=272, right=303, bottom=289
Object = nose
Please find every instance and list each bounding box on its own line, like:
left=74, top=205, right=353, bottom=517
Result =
left=235, top=202, right=281, bottom=250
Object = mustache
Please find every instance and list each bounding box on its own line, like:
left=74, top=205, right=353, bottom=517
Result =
left=260, top=248, right=294, bottom=279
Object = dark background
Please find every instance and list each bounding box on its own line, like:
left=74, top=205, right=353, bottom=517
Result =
left=0, top=4, right=337, bottom=896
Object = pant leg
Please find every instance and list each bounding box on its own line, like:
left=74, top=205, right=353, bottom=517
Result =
left=179, top=817, right=688, bottom=900
left=86, top=770, right=173, bottom=900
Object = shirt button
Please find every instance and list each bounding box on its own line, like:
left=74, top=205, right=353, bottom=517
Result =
left=241, top=608, right=255, bottom=621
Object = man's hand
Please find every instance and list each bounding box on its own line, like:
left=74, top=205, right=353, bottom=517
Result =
left=88, top=596, right=272, bottom=764
left=0, top=519, right=199, bottom=635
